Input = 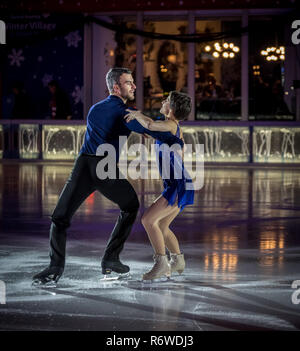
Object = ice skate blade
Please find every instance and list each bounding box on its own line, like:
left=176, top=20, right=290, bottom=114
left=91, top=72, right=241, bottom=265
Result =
left=32, top=279, right=57, bottom=288
left=142, top=276, right=171, bottom=283
left=100, top=272, right=130, bottom=281
left=173, top=272, right=184, bottom=276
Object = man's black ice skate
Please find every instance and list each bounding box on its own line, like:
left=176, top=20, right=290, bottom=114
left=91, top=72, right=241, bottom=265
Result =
left=101, top=259, right=130, bottom=281
left=32, top=266, right=63, bottom=287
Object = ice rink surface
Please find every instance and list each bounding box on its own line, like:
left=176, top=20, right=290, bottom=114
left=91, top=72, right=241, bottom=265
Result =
left=0, top=162, right=300, bottom=331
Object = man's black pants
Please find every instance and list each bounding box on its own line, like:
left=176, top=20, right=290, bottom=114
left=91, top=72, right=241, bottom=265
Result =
left=49, top=153, right=140, bottom=268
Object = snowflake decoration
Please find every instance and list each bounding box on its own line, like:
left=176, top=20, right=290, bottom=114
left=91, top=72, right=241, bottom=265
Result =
left=8, top=49, right=25, bottom=67
left=64, top=31, right=82, bottom=48
left=72, top=85, right=83, bottom=104
left=42, top=74, right=53, bottom=87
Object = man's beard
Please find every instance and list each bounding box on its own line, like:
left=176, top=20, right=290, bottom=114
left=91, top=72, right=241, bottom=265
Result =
left=120, top=87, right=135, bottom=101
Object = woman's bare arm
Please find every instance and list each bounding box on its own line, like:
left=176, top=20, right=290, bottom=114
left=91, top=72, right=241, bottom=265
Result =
left=124, top=110, right=178, bottom=134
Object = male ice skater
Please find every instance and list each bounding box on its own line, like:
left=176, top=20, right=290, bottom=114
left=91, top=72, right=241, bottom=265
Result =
left=32, top=67, right=183, bottom=286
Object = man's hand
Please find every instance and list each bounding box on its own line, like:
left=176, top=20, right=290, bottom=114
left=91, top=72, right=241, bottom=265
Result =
left=124, top=109, right=141, bottom=123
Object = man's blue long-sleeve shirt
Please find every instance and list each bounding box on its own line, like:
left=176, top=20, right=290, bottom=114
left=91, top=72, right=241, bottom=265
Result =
left=80, top=95, right=183, bottom=159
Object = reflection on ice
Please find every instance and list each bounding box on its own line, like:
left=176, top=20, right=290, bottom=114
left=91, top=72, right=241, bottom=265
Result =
left=259, top=232, right=285, bottom=269
left=203, top=229, right=239, bottom=281
left=1, top=162, right=300, bottom=330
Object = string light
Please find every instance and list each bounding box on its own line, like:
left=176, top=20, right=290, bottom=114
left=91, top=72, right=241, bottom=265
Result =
left=252, top=65, right=260, bottom=76
left=160, top=64, right=168, bottom=72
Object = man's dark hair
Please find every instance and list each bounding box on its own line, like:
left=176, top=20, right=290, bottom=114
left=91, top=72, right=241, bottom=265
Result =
left=106, top=67, right=132, bottom=93
left=169, top=91, right=192, bottom=120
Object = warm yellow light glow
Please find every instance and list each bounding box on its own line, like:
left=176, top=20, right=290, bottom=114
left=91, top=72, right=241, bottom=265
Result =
left=204, top=254, right=209, bottom=270
left=262, top=45, right=285, bottom=62
left=212, top=254, right=220, bottom=270
left=279, top=233, right=285, bottom=250
left=167, top=54, right=176, bottom=64
left=208, top=42, right=239, bottom=58
left=228, top=254, right=238, bottom=272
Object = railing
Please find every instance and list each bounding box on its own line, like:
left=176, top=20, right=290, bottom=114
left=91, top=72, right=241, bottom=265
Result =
left=1, top=119, right=300, bottom=164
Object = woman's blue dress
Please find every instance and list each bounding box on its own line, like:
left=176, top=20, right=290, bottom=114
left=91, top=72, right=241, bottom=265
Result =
left=155, top=124, right=194, bottom=212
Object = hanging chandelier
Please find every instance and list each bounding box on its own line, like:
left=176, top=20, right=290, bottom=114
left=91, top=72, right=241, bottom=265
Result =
left=260, top=46, right=285, bottom=61
left=204, top=42, right=240, bottom=59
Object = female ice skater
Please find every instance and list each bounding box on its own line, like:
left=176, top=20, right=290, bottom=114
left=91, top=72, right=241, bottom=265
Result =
left=124, top=91, right=194, bottom=281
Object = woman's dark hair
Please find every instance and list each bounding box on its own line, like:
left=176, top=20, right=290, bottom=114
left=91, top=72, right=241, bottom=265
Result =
left=169, top=91, right=192, bottom=120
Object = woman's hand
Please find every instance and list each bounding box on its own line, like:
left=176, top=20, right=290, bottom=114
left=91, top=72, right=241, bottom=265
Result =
left=124, top=109, right=140, bottom=123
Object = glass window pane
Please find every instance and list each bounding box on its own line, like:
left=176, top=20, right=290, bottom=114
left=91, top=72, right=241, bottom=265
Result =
left=249, top=17, right=294, bottom=120
left=143, top=20, right=188, bottom=118
left=113, top=20, right=137, bottom=76
left=195, top=18, right=242, bottom=120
